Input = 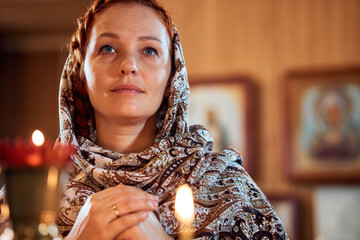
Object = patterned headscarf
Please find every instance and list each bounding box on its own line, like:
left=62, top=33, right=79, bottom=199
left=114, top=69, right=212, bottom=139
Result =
left=57, top=26, right=288, bottom=239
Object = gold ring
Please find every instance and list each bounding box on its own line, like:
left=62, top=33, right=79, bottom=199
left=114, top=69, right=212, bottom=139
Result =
left=112, top=204, right=120, bottom=218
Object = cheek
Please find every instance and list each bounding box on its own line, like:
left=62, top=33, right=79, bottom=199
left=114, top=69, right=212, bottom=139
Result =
left=156, top=57, right=171, bottom=89
left=83, top=58, right=104, bottom=95
left=150, top=67, right=170, bottom=97
left=83, top=58, right=94, bottom=89
left=83, top=59, right=103, bottom=112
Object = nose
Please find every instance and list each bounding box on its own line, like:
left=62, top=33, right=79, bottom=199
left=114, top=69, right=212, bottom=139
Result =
left=119, top=55, right=138, bottom=76
left=121, top=69, right=136, bottom=75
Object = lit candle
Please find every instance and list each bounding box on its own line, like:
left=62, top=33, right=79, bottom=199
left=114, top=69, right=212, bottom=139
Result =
left=0, top=130, right=74, bottom=239
left=26, top=130, right=45, bottom=166
left=32, top=130, right=45, bottom=147
left=175, top=184, right=194, bottom=240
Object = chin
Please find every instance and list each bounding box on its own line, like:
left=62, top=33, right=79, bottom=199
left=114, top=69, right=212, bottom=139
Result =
left=112, top=111, right=156, bottom=123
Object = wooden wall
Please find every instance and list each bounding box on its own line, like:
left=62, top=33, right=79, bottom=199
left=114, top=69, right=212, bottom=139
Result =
left=160, top=0, right=360, bottom=188
left=160, top=1, right=360, bottom=239
left=0, top=0, right=359, bottom=239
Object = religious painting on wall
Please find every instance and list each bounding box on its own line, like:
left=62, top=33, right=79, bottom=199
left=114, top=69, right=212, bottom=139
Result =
left=187, top=77, right=254, bottom=176
left=284, top=67, right=360, bottom=182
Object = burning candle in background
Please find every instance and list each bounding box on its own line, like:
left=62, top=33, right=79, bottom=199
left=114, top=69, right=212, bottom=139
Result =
left=0, top=129, right=74, bottom=240
left=175, top=184, right=195, bottom=240
left=32, top=130, right=45, bottom=147
left=27, top=130, right=45, bottom=167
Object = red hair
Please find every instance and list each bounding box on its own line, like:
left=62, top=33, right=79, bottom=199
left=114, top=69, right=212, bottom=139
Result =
left=68, top=0, right=175, bottom=139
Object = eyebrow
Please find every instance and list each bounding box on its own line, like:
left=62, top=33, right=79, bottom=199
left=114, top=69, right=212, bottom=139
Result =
left=138, top=36, right=164, bottom=45
left=97, top=32, right=163, bottom=45
left=97, top=32, right=118, bottom=39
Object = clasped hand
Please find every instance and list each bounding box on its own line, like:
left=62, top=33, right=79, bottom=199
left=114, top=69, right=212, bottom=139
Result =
left=65, top=184, right=172, bottom=240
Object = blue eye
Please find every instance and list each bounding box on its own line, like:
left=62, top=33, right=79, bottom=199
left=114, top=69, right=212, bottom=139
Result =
left=100, top=45, right=115, bottom=53
left=144, top=47, right=158, bottom=56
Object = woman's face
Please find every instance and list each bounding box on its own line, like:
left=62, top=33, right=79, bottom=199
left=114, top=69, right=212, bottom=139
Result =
left=83, top=3, right=171, bottom=124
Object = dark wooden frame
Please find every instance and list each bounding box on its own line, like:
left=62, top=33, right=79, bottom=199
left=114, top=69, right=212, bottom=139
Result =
left=267, top=194, right=300, bottom=240
left=283, top=66, right=360, bottom=183
left=188, top=76, right=255, bottom=176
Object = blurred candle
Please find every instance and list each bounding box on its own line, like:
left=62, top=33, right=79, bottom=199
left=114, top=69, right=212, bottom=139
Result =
left=32, top=130, right=44, bottom=147
left=0, top=202, right=10, bottom=219
left=26, top=130, right=45, bottom=166
left=0, top=131, right=73, bottom=239
left=175, top=184, right=194, bottom=240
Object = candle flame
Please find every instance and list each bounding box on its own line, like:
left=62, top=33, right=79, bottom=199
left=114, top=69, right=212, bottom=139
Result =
left=175, top=184, right=194, bottom=225
left=32, top=130, right=45, bottom=146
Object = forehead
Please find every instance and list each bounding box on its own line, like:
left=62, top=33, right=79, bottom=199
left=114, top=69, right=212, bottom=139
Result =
left=89, top=3, right=169, bottom=43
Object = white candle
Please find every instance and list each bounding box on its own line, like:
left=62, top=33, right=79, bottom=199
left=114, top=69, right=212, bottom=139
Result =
left=175, top=184, right=194, bottom=240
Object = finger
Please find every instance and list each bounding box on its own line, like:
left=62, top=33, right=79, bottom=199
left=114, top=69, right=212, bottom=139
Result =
left=114, top=199, right=157, bottom=220
left=109, top=211, right=150, bottom=239
left=98, top=198, right=157, bottom=223
left=93, top=184, right=157, bottom=202
left=89, top=184, right=124, bottom=201
left=85, top=186, right=158, bottom=219
left=101, top=189, right=158, bottom=208
left=113, top=185, right=158, bottom=200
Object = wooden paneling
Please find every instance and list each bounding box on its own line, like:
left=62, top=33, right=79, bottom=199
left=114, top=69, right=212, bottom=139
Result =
left=0, top=52, right=63, bottom=140
left=160, top=1, right=360, bottom=239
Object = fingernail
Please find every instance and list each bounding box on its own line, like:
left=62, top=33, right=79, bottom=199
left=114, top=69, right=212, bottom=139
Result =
left=143, top=211, right=149, bottom=218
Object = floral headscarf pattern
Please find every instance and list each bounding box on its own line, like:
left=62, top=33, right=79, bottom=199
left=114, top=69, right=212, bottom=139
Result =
left=57, top=26, right=288, bottom=239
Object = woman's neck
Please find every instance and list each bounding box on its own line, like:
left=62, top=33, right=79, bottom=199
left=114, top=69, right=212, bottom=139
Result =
left=95, top=114, right=157, bottom=154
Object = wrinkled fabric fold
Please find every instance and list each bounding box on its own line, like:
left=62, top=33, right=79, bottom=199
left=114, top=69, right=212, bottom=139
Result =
left=57, top=26, right=288, bottom=239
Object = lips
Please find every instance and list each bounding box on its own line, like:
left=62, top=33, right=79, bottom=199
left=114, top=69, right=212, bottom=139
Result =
left=111, top=84, right=145, bottom=93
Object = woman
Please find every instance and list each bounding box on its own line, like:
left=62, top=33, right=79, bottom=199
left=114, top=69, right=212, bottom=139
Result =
left=57, top=0, right=288, bottom=239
